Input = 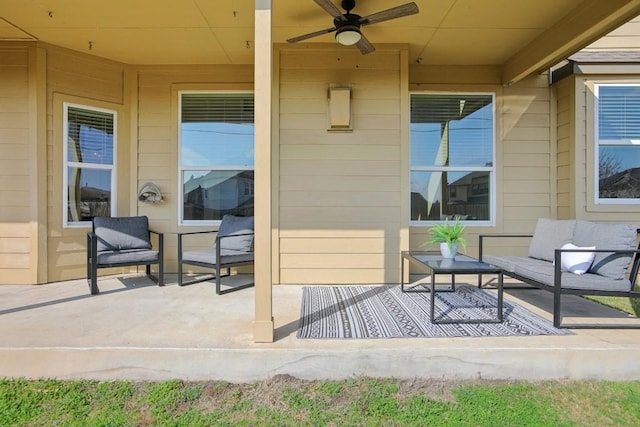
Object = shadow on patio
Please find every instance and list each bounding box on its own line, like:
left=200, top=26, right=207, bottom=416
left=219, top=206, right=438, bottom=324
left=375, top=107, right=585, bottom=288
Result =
left=0, top=273, right=639, bottom=382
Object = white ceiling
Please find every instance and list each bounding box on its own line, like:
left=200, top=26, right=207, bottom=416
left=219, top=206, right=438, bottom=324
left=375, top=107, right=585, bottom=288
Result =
left=1, top=0, right=638, bottom=74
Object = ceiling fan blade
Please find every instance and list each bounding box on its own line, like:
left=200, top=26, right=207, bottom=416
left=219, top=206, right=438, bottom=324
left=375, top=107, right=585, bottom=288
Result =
left=313, top=0, right=344, bottom=18
left=355, top=33, right=376, bottom=55
left=287, top=27, right=337, bottom=43
left=359, top=2, right=419, bottom=26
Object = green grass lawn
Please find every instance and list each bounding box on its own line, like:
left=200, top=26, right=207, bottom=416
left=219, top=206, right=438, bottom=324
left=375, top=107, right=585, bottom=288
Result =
left=1, top=377, right=639, bottom=426
left=585, top=293, right=640, bottom=317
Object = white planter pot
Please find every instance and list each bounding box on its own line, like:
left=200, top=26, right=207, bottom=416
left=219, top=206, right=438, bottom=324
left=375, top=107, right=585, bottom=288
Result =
left=440, top=242, right=458, bottom=259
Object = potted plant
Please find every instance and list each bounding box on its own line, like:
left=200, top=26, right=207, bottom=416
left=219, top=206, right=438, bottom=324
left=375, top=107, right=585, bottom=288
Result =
left=425, top=217, right=466, bottom=259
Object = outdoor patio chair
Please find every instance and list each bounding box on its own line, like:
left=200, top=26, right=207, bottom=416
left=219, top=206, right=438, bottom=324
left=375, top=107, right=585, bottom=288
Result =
left=177, top=215, right=254, bottom=294
left=87, top=215, right=164, bottom=295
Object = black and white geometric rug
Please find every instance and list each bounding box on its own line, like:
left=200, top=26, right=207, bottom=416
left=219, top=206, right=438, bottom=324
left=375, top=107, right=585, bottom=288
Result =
left=297, top=285, right=571, bottom=339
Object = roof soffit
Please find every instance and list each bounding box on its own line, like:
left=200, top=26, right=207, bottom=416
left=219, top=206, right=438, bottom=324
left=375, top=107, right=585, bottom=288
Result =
left=0, top=0, right=638, bottom=83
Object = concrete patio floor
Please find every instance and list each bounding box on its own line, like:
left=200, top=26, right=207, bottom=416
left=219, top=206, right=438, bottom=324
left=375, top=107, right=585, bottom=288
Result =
left=1, top=273, right=639, bottom=383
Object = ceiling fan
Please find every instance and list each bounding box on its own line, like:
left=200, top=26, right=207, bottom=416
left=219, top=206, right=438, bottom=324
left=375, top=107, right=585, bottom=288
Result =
left=287, top=0, right=419, bottom=55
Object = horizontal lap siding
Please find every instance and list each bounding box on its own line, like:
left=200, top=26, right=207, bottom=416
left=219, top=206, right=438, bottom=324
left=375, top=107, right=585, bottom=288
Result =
left=555, top=79, right=573, bottom=219
left=46, top=48, right=126, bottom=281
left=0, top=47, right=32, bottom=283
left=568, top=17, right=640, bottom=224
left=137, top=75, right=173, bottom=237
left=137, top=65, right=254, bottom=272
left=501, top=75, right=552, bottom=233
left=47, top=48, right=124, bottom=104
left=407, top=72, right=553, bottom=257
left=279, top=50, right=402, bottom=284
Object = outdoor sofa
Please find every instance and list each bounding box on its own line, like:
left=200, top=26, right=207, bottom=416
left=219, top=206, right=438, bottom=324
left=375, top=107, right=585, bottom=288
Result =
left=479, top=218, right=640, bottom=328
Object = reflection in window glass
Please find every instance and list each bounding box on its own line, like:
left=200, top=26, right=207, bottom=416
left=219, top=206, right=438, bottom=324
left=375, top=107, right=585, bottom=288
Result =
left=181, top=122, right=254, bottom=167
left=183, top=170, right=254, bottom=220
left=411, top=171, right=491, bottom=221
left=67, top=168, right=112, bottom=221
left=180, top=92, right=254, bottom=223
left=410, top=93, right=494, bottom=222
left=598, top=146, right=640, bottom=199
left=64, top=104, right=115, bottom=225
left=596, top=85, right=640, bottom=202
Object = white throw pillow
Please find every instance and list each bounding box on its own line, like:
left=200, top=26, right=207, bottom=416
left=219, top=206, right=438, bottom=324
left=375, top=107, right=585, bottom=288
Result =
left=560, top=243, right=596, bottom=275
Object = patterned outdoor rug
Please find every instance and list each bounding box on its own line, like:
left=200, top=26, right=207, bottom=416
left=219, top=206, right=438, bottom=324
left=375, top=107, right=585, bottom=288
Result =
left=297, top=285, right=571, bottom=339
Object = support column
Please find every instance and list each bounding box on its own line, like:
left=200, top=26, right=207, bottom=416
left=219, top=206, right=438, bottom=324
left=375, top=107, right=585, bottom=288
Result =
left=28, top=46, right=47, bottom=284
left=253, top=0, right=274, bottom=342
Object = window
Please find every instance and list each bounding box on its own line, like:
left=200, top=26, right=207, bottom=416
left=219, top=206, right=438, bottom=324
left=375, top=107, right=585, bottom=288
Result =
left=410, top=93, right=495, bottom=224
left=595, top=84, right=640, bottom=204
left=63, top=103, right=116, bottom=227
left=179, top=92, right=254, bottom=224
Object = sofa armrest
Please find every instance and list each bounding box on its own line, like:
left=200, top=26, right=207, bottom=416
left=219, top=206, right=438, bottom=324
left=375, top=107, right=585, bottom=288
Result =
left=478, top=234, right=533, bottom=261
left=87, top=231, right=97, bottom=260
left=553, top=247, right=640, bottom=289
left=149, top=229, right=164, bottom=258
left=177, top=230, right=217, bottom=260
left=149, top=229, right=163, bottom=244
left=178, top=229, right=217, bottom=237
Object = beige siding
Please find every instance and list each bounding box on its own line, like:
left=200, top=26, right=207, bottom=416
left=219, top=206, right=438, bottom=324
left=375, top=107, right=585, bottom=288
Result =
left=278, top=48, right=404, bottom=284
left=552, top=13, right=640, bottom=224
left=136, top=65, right=254, bottom=273
left=500, top=75, right=553, bottom=233
left=0, top=46, right=33, bottom=284
left=408, top=72, right=554, bottom=258
left=554, top=78, right=574, bottom=219
left=586, top=16, right=640, bottom=50
left=45, top=45, right=124, bottom=104
left=46, top=46, right=128, bottom=282
left=564, top=76, right=640, bottom=224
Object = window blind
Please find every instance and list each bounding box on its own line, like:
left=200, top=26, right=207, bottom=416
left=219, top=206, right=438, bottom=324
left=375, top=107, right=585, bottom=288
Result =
left=68, top=107, right=113, bottom=135
left=410, top=94, right=493, bottom=167
left=598, top=86, right=640, bottom=141
left=67, top=106, right=114, bottom=165
left=181, top=93, right=254, bottom=123
left=410, top=94, right=491, bottom=124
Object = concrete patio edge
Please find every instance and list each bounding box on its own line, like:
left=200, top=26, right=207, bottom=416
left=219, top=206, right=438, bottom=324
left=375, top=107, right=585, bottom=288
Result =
left=1, top=345, right=638, bottom=382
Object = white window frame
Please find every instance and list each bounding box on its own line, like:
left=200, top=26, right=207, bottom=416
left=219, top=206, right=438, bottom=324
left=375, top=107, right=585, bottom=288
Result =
left=594, top=83, right=640, bottom=205
left=178, top=90, right=255, bottom=226
left=409, top=91, right=496, bottom=227
left=62, top=102, right=117, bottom=228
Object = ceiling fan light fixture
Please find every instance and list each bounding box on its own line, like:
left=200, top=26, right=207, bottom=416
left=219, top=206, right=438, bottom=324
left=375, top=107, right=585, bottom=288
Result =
left=335, top=25, right=361, bottom=45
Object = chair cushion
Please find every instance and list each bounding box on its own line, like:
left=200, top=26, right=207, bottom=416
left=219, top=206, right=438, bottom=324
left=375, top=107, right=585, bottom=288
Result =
left=513, top=261, right=631, bottom=291
left=573, top=221, right=637, bottom=280
left=482, top=255, right=524, bottom=273
left=94, top=216, right=152, bottom=252
left=96, top=249, right=159, bottom=265
left=527, top=218, right=576, bottom=262
left=183, top=248, right=254, bottom=266
left=217, top=215, right=254, bottom=252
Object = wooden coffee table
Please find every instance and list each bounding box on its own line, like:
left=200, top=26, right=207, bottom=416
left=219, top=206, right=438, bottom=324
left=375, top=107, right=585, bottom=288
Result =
left=401, top=251, right=504, bottom=324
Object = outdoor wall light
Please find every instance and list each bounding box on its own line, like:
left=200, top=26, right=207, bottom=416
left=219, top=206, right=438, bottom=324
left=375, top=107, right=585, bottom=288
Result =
left=335, top=25, right=361, bottom=45
left=328, top=87, right=352, bottom=131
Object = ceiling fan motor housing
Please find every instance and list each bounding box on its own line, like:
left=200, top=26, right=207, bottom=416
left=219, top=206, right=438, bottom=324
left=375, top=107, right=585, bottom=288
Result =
left=334, top=13, right=362, bottom=29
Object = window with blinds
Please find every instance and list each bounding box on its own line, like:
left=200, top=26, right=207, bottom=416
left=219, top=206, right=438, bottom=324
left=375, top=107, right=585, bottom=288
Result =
left=181, top=93, right=254, bottom=123
left=179, top=92, right=255, bottom=224
left=595, top=84, right=640, bottom=202
left=63, top=103, right=116, bottom=226
left=409, top=93, right=495, bottom=224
